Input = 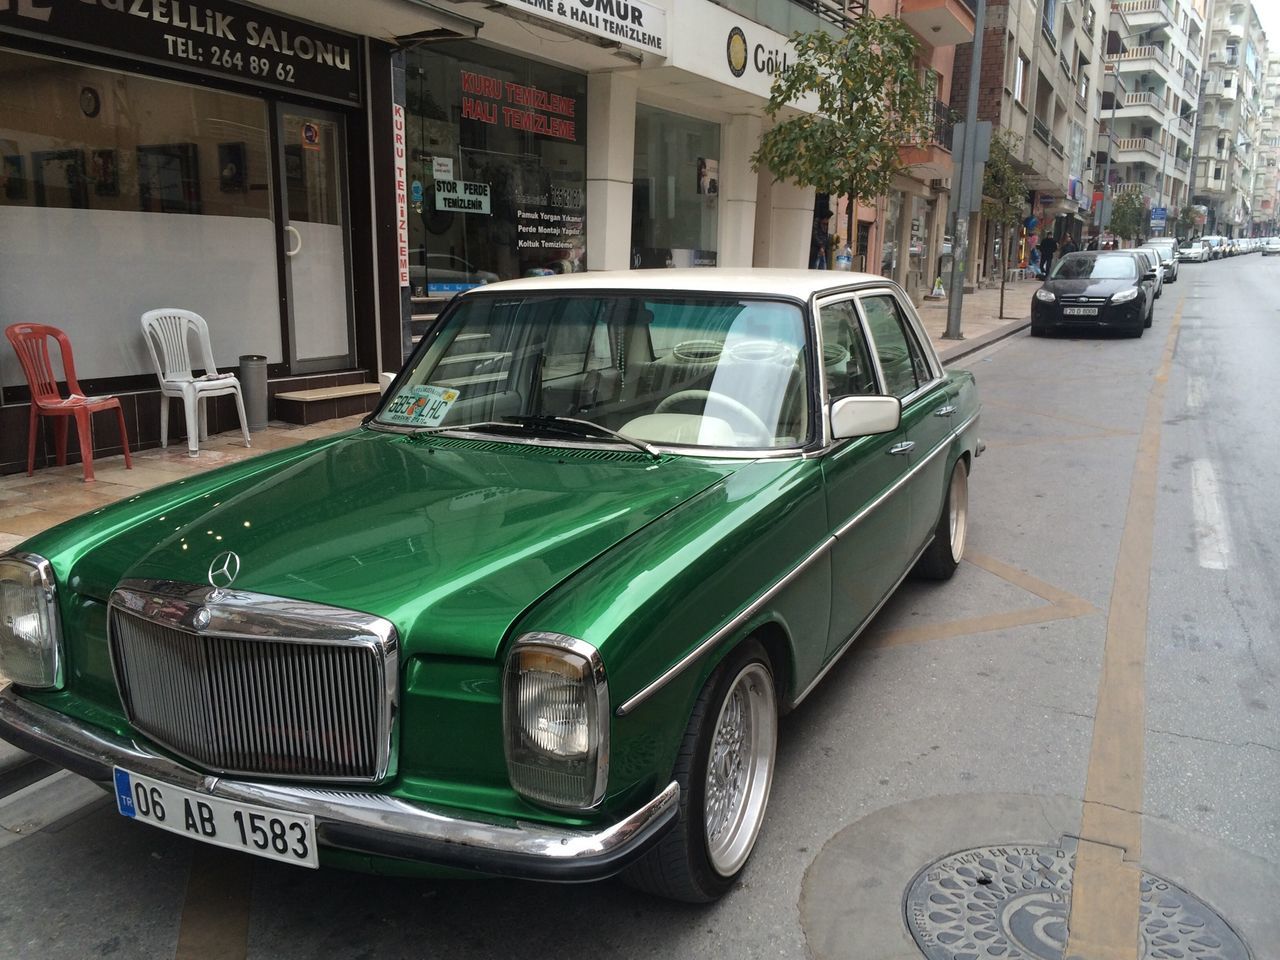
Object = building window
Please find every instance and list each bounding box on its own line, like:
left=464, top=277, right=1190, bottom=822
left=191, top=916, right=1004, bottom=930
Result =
left=0, top=47, right=283, bottom=390
left=1015, top=54, right=1030, bottom=104
left=403, top=43, right=588, bottom=293
left=632, top=104, right=719, bottom=268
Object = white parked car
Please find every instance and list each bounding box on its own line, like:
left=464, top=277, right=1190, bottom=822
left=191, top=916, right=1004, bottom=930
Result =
left=1177, top=241, right=1209, bottom=263
left=1264, top=238, right=1280, bottom=256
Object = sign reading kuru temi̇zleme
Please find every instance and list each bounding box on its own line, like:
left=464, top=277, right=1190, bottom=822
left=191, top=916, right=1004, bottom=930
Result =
left=0, top=0, right=362, bottom=105
left=490, top=0, right=666, bottom=57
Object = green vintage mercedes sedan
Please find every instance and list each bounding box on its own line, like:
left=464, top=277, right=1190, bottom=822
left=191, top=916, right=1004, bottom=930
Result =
left=0, top=269, right=981, bottom=902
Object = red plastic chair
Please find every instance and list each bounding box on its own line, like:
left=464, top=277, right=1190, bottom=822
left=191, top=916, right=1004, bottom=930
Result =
left=5, top=323, right=133, bottom=482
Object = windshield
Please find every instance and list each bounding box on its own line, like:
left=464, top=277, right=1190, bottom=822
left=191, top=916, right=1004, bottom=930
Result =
left=1050, top=254, right=1136, bottom=280
left=376, top=293, right=812, bottom=450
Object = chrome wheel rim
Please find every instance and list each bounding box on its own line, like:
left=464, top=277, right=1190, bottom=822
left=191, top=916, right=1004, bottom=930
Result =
left=948, top=462, right=969, bottom=564
left=704, top=662, right=777, bottom=877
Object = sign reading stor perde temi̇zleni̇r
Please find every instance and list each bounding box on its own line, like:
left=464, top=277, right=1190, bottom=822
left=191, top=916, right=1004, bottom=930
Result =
left=0, top=0, right=362, bottom=105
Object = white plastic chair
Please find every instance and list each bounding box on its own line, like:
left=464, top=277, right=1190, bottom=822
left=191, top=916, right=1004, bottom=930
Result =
left=140, top=309, right=251, bottom=457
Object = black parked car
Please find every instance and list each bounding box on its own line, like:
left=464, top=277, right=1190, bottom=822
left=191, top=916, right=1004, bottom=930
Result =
left=1030, top=251, right=1154, bottom=337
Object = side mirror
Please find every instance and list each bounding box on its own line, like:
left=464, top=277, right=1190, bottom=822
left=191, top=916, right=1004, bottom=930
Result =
left=830, top=395, right=902, bottom=439
left=1143, top=270, right=1157, bottom=280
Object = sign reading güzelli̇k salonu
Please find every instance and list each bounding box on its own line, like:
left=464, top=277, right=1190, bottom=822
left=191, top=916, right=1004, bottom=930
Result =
left=0, top=0, right=361, bottom=105
left=491, top=0, right=666, bottom=57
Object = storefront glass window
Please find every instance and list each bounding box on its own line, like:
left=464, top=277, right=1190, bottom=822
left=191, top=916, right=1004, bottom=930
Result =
left=0, top=48, right=281, bottom=393
left=880, top=192, right=901, bottom=278
left=632, top=104, right=719, bottom=268
left=403, top=43, right=588, bottom=298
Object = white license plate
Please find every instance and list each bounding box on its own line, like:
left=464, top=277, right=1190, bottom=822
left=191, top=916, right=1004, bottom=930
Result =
left=1063, top=307, right=1099, bottom=316
left=113, top=767, right=318, bottom=868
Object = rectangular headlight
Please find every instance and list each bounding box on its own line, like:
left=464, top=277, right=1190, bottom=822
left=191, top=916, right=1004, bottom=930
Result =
left=503, top=633, right=608, bottom=810
left=0, top=553, right=64, bottom=689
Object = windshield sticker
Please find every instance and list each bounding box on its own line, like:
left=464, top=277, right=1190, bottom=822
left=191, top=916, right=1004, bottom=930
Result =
left=383, top=385, right=459, bottom=427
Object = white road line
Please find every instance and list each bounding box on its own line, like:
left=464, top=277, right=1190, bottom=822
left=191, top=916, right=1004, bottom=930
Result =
left=1187, top=375, right=1206, bottom=411
left=1191, top=459, right=1232, bottom=570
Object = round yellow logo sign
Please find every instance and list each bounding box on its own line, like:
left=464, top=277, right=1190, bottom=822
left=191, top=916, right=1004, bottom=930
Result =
left=727, top=27, right=748, bottom=78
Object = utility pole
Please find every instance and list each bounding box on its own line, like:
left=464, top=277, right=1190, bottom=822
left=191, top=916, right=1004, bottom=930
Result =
left=944, top=0, right=987, bottom=340
left=1099, top=68, right=1125, bottom=238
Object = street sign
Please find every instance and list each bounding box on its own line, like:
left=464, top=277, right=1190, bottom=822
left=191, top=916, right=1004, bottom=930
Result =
left=1150, top=206, right=1167, bottom=229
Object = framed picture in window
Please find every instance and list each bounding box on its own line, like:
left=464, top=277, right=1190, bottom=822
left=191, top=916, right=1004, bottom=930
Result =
left=2, top=154, right=26, bottom=201
left=218, top=141, right=247, bottom=192
left=32, top=149, right=89, bottom=208
left=91, top=149, right=119, bottom=197
left=137, top=143, right=201, bottom=214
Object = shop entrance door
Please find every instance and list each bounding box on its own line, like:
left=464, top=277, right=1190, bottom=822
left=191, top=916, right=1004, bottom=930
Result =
left=275, top=105, right=354, bottom=373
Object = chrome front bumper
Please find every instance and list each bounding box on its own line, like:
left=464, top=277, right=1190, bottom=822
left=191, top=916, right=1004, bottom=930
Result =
left=0, top=687, right=679, bottom=881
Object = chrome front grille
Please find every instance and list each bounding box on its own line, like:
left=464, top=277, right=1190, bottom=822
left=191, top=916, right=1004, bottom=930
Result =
left=108, top=582, right=397, bottom=783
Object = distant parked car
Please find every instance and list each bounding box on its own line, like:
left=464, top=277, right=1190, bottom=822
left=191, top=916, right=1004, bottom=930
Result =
left=1140, top=242, right=1178, bottom=283
left=1263, top=237, right=1280, bottom=256
left=1128, top=248, right=1163, bottom=299
left=1032, top=251, right=1154, bottom=337
left=1178, top=240, right=1209, bottom=262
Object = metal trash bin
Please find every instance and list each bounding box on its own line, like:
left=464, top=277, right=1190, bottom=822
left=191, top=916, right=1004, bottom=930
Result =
left=238, top=354, right=268, bottom=432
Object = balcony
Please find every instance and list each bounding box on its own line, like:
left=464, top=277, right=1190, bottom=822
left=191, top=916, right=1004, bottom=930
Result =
left=898, top=0, right=975, bottom=47
left=783, top=0, right=867, bottom=30
left=1114, top=90, right=1167, bottom=121
left=1111, top=0, right=1172, bottom=30
left=899, top=100, right=955, bottom=179
left=1033, top=116, right=1052, bottom=144
left=1109, top=45, right=1173, bottom=81
left=1115, top=136, right=1162, bottom=160
left=1114, top=181, right=1157, bottom=200
left=1174, top=156, right=1190, bottom=173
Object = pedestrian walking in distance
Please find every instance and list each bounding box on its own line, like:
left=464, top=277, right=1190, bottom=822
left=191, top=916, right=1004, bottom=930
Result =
left=1059, top=235, right=1078, bottom=257
left=1038, top=233, right=1059, bottom=278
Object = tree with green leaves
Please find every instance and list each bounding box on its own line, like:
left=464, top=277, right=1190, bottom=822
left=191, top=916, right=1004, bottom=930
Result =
left=1108, top=191, right=1146, bottom=244
left=981, top=130, right=1030, bottom=319
left=752, top=16, right=935, bottom=261
left=1176, top=203, right=1199, bottom=239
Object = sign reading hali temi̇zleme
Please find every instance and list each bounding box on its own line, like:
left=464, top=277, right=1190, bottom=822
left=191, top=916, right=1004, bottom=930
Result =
left=489, top=0, right=666, bottom=57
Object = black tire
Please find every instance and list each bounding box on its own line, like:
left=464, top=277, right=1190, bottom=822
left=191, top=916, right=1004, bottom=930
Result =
left=913, top=458, right=969, bottom=580
left=624, top=642, right=778, bottom=902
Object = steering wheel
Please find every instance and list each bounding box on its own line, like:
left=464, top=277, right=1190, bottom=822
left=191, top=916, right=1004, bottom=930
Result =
left=654, top=390, right=774, bottom=445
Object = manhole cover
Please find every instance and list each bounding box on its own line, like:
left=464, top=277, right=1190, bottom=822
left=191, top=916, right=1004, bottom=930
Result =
left=904, top=837, right=1251, bottom=960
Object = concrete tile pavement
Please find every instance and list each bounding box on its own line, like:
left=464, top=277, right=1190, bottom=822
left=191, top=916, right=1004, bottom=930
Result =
left=0, top=282, right=1034, bottom=545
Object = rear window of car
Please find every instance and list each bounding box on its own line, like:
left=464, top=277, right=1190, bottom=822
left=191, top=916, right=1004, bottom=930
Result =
left=1051, top=255, right=1136, bottom=280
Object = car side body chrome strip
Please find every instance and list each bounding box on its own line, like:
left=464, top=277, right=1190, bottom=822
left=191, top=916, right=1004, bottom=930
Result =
left=615, top=409, right=980, bottom=717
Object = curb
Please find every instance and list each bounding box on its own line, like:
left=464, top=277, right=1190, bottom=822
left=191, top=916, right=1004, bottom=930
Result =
left=935, top=317, right=1031, bottom=365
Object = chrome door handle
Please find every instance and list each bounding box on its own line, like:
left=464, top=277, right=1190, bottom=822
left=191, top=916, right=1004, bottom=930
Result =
left=888, top=441, right=915, bottom=456
left=934, top=404, right=956, bottom=417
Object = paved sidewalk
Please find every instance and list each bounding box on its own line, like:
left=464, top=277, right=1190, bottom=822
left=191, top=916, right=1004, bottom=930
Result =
left=0, top=284, right=1033, bottom=547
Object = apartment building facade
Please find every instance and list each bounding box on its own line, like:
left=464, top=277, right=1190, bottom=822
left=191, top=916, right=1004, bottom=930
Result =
left=950, top=0, right=1107, bottom=281
left=1194, top=0, right=1267, bottom=236
left=1249, top=53, right=1280, bottom=234
left=1099, top=0, right=1206, bottom=238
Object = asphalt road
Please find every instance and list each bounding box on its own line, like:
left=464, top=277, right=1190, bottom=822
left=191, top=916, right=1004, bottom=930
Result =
left=1, top=256, right=1277, bottom=959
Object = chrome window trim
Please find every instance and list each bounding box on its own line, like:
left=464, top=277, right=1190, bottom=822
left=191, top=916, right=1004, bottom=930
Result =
left=615, top=410, right=979, bottom=716
left=852, top=288, right=948, bottom=406
left=504, top=631, right=610, bottom=810
left=0, top=551, right=64, bottom=690
left=107, top=580, right=399, bottom=784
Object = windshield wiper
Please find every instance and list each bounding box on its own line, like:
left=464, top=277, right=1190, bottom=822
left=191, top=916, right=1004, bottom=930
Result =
left=502, top=415, right=661, bottom=460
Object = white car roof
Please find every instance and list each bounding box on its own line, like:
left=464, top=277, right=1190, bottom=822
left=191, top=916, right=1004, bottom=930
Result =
left=458, top=268, right=892, bottom=301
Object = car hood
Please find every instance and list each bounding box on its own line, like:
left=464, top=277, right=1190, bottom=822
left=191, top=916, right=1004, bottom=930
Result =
left=1044, top=278, right=1137, bottom=297
left=65, top=429, right=746, bottom=660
